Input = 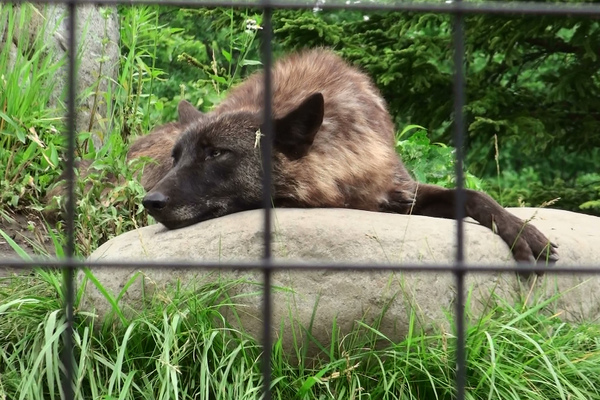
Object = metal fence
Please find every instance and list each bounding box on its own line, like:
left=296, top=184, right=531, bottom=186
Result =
left=3, top=0, right=600, bottom=399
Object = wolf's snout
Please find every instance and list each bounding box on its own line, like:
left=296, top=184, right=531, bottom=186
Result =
left=143, top=191, right=169, bottom=211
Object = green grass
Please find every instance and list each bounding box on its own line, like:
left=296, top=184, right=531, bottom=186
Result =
left=1, top=270, right=599, bottom=399
left=0, top=5, right=174, bottom=257
left=0, top=3, right=65, bottom=210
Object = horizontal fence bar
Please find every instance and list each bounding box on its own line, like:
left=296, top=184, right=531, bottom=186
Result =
left=2, top=259, right=599, bottom=274
left=1, top=0, right=600, bottom=16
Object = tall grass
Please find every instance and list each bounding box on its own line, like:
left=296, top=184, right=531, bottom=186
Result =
left=1, top=270, right=599, bottom=399
left=0, top=3, right=65, bottom=210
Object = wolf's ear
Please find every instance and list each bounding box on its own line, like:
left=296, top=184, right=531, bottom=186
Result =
left=271, top=92, right=324, bottom=160
left=178, top=100, right=204, bottom=124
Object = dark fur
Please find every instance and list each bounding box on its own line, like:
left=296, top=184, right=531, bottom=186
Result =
left=140, top=49, right=557, bottom=264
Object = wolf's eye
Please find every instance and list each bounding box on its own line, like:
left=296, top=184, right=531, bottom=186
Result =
left=206, top=148, right=224, bottom=160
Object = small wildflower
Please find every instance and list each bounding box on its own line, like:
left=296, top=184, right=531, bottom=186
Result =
left=245, top=19, right=263, bottom=32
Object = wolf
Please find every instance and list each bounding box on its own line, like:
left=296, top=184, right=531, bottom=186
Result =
left=91, top=49, right=561, bottom=263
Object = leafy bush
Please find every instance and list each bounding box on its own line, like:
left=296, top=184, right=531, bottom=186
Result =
left=486, top=168, right=600, bottom=214
left=40, top=5, right=168, bottom=255
left=149, top=7, right=264, bottom=120
left=396, top=125, right=483, bottom=191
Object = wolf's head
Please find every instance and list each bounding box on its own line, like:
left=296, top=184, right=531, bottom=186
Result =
left=142, top=93, right=324, bottom=229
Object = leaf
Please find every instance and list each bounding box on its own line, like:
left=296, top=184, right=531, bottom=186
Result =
left=221, top=49, right=232, bottom=62
left=398, top=124, right=427, bottom=139
left=49, top=142, right=59, bottom=167
left=22, top=141, right=38, bottom=162
left=0, top=227, right=32, bottom=260
left=16, top=127, right=27, bottom=143
left=0, top=111, right=20, bottom=130
left=242, top=59, right=262, bottom=66
left=209, top=74, right=227, bottom=85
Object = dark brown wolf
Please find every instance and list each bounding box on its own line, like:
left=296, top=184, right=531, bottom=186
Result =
left=49, top=48, right=556, bottom=263
left=140, top=48, right=557, bottom=263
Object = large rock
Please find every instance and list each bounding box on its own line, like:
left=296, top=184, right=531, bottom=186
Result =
left=0, top=3, right=120, bottom=146
left=84, top=208, right=600, bottom=350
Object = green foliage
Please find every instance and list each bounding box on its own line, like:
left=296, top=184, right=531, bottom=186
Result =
left=0, top=5, right=157, bottom=255
left=396, top=125, right=483, bottom=190
left=39, top=6, right=168, bottom=256
left=466, top=13, right=600, bottom=157
left=486, top=168, right=600, bottom=213
left=0, top=4, right=65, bottom=210
left=115, top=5, right=166, bottom=138
left=52, top=138, right=153, bottom=256
left=1, top=270, right=600, bottom=399
left=149, top=7, right=264, bottom=120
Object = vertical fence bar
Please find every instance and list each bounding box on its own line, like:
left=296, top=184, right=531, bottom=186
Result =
left=452, top=1, right=467, bottom=399
left=61, top=1, right=77, bottom=399
left=260, top=2, right=274, bottom=400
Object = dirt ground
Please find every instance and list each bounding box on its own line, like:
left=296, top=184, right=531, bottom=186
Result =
left=0, top=210, right=52, bottom=277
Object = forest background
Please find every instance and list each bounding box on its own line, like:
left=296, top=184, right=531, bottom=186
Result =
left=1, top=3, right=600, bottom=400
left=1, top=3, right=599, bottom=255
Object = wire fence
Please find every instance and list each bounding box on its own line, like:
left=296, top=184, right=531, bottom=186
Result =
left=2, top=1, right=600, bottom=399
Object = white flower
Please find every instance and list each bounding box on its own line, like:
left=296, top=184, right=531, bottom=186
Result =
left=245, top=19, right=262, bottom=32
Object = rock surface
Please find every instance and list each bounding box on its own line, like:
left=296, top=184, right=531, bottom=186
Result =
left=84, top=208, right=600, bottom=351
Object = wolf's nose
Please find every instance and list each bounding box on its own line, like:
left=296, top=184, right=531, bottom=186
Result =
left=143, top=191, right=169, bottom=211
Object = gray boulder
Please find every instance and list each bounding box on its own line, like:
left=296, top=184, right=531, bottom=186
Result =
left=85, top=208, right=600, bottom=350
